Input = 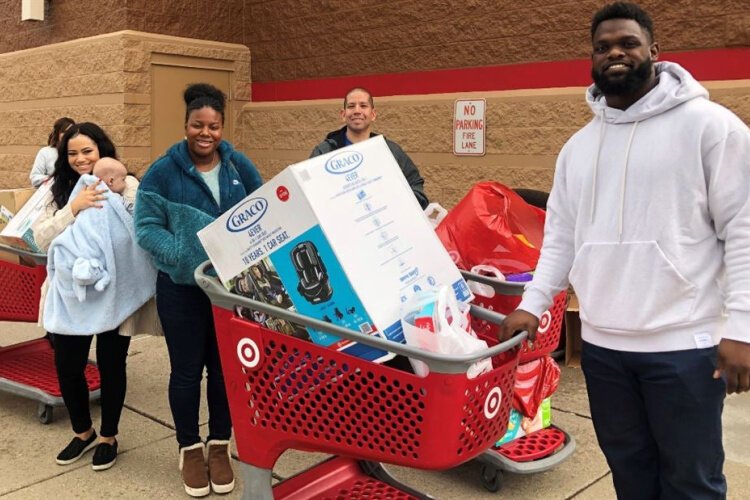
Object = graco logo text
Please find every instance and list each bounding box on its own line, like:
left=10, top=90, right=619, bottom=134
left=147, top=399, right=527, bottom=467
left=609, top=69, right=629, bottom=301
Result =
left=226, top=198, right=268, bottom=232
left=325, top=151, right=363, bottom=175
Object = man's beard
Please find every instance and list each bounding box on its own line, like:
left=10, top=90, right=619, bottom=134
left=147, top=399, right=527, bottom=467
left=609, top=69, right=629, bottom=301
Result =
left=591, top=58, right=653, bottom=95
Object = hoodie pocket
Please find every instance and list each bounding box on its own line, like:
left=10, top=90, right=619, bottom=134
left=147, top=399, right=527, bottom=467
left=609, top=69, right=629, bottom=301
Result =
left=569, top=241, right=696, bottom=332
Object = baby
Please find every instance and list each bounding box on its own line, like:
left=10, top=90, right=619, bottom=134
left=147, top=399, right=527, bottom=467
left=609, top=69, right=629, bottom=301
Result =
left=92, top=158, right=133, bottom=213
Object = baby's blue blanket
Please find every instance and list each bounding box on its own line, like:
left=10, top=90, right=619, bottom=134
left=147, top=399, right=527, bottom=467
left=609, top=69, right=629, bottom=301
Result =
left=44, top=175, right=157, bottom=335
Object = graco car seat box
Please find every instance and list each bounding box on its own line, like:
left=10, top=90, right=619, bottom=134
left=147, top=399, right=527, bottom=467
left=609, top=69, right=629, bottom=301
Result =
left=198, top=136, right=472, bottom=363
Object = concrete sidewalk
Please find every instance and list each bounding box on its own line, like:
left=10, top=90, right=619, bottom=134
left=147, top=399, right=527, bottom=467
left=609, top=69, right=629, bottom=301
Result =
left=1, top=321, right=748, bottom=499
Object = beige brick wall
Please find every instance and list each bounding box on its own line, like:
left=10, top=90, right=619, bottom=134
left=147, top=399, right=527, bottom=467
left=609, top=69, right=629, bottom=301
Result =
left=0, top=31, right=250, bottom=189
left=237, top=80, right=750, bottom=208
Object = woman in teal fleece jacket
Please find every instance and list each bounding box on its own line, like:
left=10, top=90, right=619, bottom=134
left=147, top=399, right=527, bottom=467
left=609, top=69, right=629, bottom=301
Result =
left=135, top=83, right=262, bottom=497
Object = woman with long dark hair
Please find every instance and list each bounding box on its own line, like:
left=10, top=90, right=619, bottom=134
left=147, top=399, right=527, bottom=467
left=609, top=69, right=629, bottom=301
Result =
left=29, top=116, right=75, bottom=187
left=32, top=122, right=148, bottom=472
left=135, top=83, right=262, bottom=496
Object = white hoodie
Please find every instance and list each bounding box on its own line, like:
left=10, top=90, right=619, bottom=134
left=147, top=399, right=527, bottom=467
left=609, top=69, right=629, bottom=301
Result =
left=518, top=62, right=750, bottom=352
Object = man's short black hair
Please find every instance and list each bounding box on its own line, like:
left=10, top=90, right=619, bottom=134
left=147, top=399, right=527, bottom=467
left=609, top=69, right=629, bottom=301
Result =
left=344, top=87, right=374, bottom=108
left=591, top=2, right=654, bottom=42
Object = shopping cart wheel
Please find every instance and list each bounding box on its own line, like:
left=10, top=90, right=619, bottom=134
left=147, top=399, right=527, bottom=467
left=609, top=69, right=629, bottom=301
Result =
left=37, top=404, right=54, bottom=425
left=480, top=464, right=503, bottom=492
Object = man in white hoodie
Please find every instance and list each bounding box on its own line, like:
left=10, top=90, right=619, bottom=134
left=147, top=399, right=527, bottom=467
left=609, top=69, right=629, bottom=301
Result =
left=501, top=2, right=750, bottom=499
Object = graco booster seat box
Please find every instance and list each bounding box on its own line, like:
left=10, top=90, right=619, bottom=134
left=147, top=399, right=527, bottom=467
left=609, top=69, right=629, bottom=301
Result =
left=198, top=136, right=472, bottom=363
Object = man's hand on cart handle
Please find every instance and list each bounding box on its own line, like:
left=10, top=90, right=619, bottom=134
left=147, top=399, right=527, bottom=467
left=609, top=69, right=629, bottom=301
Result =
left=714, top=339, right=750, bottom=395
left=499, top=310, right=539, bottom=342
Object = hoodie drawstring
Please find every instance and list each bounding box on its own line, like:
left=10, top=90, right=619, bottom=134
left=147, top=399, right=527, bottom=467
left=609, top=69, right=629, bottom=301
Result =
left=618, top=121, right=639, bottom=240
left=589, top=119, right=606, bottom=224
left=588, top=119, right=640, bottom=241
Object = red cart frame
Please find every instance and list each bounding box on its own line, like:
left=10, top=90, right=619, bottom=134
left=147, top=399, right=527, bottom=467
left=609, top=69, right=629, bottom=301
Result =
left=0, top=244, right=100, bottom=424
left=196, top=261, right=529, bottom=499
left=461, top=270, right=576, bottom=492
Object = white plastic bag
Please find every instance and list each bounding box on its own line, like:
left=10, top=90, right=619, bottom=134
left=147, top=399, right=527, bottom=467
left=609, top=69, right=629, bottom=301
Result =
left=466, top=264, right=505, bottom=298
left=424, top=202, right=449, bottom=228
left=401, top=286, right=492, bottom=378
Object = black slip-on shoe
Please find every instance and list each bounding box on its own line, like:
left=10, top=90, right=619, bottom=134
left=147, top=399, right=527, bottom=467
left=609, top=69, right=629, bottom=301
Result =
left=92, top=440, right=118, bottom=471
left=56, top=431, right=98, bottom=465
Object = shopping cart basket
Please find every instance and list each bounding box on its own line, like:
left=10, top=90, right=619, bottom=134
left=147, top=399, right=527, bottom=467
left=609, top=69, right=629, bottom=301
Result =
left=461, top=270, right=576, bottom=492
left=0, top=244, right=100, bottom=424
left=196, top=261, right=529, bottom=499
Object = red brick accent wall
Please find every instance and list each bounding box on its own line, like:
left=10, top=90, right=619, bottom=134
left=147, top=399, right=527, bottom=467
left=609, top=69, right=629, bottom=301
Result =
left=0, top=0, right=127, bottom=53
left=247, top=0, right=748, bottom=82
left=0, top=0, right=246, bottom=53
left=3, top=1, right=747, bottom=84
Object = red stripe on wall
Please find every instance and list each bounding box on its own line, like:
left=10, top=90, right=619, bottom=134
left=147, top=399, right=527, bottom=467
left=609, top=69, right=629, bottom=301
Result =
left=251, top=48, right=750, bottom=102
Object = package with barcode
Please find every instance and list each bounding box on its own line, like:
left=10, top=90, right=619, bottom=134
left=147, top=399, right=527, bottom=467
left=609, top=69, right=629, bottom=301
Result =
left=199, top=136, right=471, bottom=363
left=0, top=206, right=13, bottom=226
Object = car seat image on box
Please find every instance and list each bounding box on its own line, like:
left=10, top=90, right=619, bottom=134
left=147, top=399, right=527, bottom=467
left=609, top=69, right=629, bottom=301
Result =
left=291, top=241, right=333, bottom=304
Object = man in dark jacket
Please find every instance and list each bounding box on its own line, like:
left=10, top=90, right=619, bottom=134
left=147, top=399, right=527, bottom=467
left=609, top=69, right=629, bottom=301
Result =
left=310, top=87, right=429, bottom=209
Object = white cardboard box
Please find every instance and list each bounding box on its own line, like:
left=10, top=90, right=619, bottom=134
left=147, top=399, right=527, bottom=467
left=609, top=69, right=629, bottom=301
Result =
left=199, top=136, right=472, bottom=362
left=0, top=181, right=51, bottom=252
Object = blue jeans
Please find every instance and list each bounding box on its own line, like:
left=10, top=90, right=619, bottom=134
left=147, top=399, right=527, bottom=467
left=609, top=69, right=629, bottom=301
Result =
left=582, top=341, right=726, bottom=500
left=156, top=272, right=232, bottom=448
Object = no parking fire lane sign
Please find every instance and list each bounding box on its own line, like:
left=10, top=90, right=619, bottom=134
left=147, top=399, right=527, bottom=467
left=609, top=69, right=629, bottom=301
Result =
left=454, top=99, right=486, bottom=156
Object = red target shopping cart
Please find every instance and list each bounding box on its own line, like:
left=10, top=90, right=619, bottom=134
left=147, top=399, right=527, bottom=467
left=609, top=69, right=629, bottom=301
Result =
left=461, top=270, right=575, bottom=492
left=196, top=261, right=529, bottom=499
left=0, top=244, right=100, bottom=424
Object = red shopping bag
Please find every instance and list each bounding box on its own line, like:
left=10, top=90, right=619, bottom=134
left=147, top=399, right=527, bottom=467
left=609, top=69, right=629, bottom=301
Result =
left=513, top=356, right=560, bottom=417
left=435, top=182, right=545, bottom=274
left=436, top=182, right=546, bottom=337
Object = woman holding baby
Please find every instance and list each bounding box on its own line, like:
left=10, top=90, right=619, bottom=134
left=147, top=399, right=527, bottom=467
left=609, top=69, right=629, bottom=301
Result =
left=32, top=122, right=153, bottom=472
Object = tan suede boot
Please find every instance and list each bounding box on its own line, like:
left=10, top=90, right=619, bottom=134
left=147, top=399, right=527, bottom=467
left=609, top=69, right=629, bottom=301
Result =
left=207, top=439, right=235, bottom=494
left=179, top=443, right=210, bottom=497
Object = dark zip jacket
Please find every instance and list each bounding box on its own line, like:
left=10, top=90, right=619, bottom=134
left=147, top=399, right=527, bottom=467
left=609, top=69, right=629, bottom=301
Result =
left=310, top=126, right=429, bottom=209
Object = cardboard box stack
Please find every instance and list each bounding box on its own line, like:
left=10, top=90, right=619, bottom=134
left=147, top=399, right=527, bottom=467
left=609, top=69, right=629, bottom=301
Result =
left=199, top=136, right=472, bottom=363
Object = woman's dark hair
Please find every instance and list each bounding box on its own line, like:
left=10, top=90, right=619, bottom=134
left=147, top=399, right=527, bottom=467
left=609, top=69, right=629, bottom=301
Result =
left=48, top=117, right=75, bottom=147
left=50, top=122, right=117, bottom=209
left=184, top=83, right=226, bottom=124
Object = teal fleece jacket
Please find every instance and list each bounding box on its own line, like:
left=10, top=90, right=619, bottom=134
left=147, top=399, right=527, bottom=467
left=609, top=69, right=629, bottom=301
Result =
left=135, top=140, right=263, bottom=285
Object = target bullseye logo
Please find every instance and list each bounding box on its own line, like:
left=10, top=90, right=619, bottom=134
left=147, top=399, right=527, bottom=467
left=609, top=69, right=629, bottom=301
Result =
left=484, top=387, right=503, bottom=419
left=237, top=338, right=260, bottom=368
left=537, top=311, right=552, bottom=335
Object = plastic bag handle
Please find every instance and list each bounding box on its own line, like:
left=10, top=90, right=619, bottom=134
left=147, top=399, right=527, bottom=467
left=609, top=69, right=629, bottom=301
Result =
left=424, top=202, right=449, bottom=227
left=436, top=286, right=463, bottom=336
left=470, top=264, right=505, bottom=280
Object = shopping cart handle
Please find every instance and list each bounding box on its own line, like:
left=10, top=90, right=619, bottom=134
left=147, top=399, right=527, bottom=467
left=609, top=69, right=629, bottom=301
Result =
left=0, top=244, right=47, bottom=265
left=195, top=261, right=528, bottom=374
left=460, top=269, right=525, bottom=296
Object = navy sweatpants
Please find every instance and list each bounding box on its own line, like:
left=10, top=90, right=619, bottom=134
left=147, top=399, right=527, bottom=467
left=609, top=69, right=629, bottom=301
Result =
left=581, top=341, right=726, bottom=500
